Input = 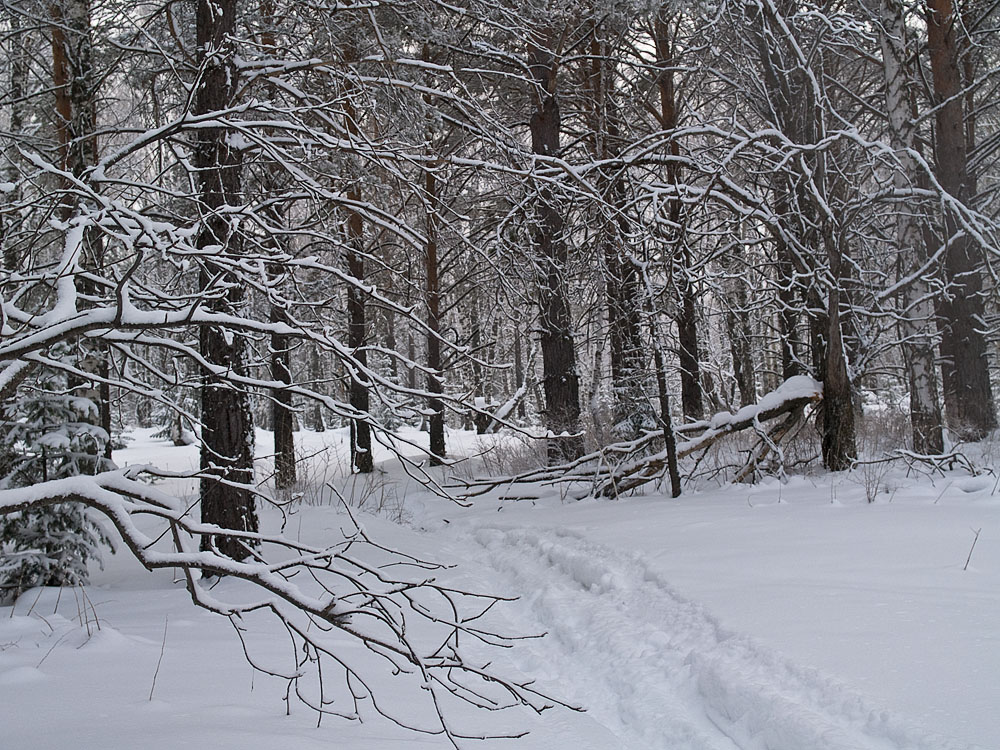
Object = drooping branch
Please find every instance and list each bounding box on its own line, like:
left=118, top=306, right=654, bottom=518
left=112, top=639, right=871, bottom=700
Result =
left=0, top=468, right=570, bottom=746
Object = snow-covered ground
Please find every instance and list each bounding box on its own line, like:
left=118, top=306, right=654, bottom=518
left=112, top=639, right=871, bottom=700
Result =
left=1, top=427, right=997, bottom=749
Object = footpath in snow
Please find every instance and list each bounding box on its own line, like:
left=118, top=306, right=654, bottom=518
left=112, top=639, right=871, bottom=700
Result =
left=469, top=524, right=979, bottom=750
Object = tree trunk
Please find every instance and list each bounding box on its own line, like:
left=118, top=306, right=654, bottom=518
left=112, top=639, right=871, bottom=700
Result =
left=3, top=9, right=27, bottom=268
left=654, top=12, right=703, bottom=423
left=723, top=246, right=757, bottom=407
left=820, top=224, right=857, bottom=471
left=346, top=197, right=373, bottom=472
left=270, top=306, right=297, bottom=489
left=259, top=5, right=296, bottom=489
left=307, top=343, right=326, bottom=432
left=925, top=0, right=996, bottom=439
left=424, top=164, right=446, bottom=465
left=650, top=313, right=681, bottom=498
left=588, top=31, right=646, bottom=440
left=50, top=0, right=113, bottom=461
left=528, top=33, right=583, bottom=464
left=513, top=328, right=526, bottom=421
left=879, top=0, right=944, bottom=454
left=772, top=196, right=803, bottom=382
left=195, top=0, right=258, bottom=560
left=342, top=46, right=373, bottom=473
left=677, top=265, right=703, bottom=421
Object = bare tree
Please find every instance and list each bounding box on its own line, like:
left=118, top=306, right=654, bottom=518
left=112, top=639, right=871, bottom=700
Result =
left=527, top=21, right=584, bottom=464
left=193, top=0, right=258, bottom=559
left=925, top=0, right=997, bottom=439
left=877, top=0, right=945, bottom=454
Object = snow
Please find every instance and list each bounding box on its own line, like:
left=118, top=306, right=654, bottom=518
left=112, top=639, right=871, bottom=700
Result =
left=1, top=427, right=996, bottom=749
left=687, top=375, right=823, bottom=435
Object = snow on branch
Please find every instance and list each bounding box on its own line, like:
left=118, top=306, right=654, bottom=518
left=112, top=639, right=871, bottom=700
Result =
left=0, top=468, right=568, bottom=745
left=452, top=377, right=824, bottom=498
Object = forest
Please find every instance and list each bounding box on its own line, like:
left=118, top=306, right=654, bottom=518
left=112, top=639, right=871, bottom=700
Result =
left=0, top=0, right=999, bottom=747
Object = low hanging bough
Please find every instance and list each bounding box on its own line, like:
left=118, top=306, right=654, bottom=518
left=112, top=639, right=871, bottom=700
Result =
left=454, top=376, right=823, bottom=498
left=0, top=468, right=571, bottom=746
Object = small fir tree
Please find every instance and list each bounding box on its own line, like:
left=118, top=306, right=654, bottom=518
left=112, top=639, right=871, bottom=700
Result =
left=0, top=363, right=114, bottom=602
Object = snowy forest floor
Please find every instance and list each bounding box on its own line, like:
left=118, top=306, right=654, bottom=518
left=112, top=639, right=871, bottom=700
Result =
left=1, top=426, right=997, bottom=750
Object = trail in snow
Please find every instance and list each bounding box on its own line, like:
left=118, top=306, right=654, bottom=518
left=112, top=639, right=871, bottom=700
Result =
left=472, top=526, right=978, bottom=750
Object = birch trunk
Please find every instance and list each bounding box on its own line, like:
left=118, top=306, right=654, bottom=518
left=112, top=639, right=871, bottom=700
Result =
left=879, top=0, right=944, bottom=454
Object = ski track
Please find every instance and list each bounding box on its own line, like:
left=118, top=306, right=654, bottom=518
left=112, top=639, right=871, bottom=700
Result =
left=472, top=526, right=978, bottom=750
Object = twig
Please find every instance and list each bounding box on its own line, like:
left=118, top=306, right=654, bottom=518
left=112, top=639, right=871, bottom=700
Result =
left=933, top=481, right=952, bottom=504
left=149, top=614, right=169, bottom=701
left=964, top=528, right=982, bottom=571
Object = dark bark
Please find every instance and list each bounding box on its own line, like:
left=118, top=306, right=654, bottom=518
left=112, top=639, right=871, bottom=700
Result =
left=727, top=316, right=756, bottom=408
left=723, top=247, right=756, bottom=407
left=528, top=35, right=583, bottom=465
left=771, top=192, right=803, bottom=382
left=513, top=328, right=526, bottom=420
left=424, top=165, right=446, bottom=465
left=346, top=197, right=373, bottom=472
left=651, top=318, right=681, bottom=498
left=470, top=306, right=487, bottom=434
left=654, top=13, right=703, bottom=423
left=604, top=197, right=645, bottom=438
left=926, top=0, right=996, bottom=439
left=195, top=0, right=258, bottom=560
left=676, top=266, right=703, bottom=421
left=753, top=0, right=823, bottom=385
left=776, top=243, right=802, bottom=381
left=819, top=226, right=857, bottom=471
left=271, top=308, right=297, bottom=490
left=49, top=0, right=112, bottom=460
left=3, top=11, right=27, bottom=269
left=341, top=47, right=373, bottom=473
left=259, top=4, right=296, bottom=488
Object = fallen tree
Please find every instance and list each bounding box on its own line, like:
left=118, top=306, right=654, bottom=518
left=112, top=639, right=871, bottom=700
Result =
left=453, top=376, right=824, bottom=498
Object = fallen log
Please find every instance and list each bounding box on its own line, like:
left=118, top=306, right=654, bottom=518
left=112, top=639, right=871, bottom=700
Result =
left=451, top=376, right=824, bottom=498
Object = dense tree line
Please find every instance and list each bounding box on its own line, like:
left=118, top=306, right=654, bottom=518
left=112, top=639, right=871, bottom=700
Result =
left=0, top=0, right=998, bottom=733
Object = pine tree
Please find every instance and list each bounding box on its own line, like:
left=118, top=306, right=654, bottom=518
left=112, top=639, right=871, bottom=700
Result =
left=0, top=359, right=114, bottom=602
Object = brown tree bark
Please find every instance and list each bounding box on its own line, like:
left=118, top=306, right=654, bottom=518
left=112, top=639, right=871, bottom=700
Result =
left=925, top=0, right=996, bottom=439
left=50, top=0, right=112, bottom=461
left=528, top=32, right=584, bottom=465
left=654, top=11, right=703, bottom=422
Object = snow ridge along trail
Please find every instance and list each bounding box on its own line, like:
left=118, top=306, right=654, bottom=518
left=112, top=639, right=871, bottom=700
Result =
left=473, top=526, right=976, bottom=750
